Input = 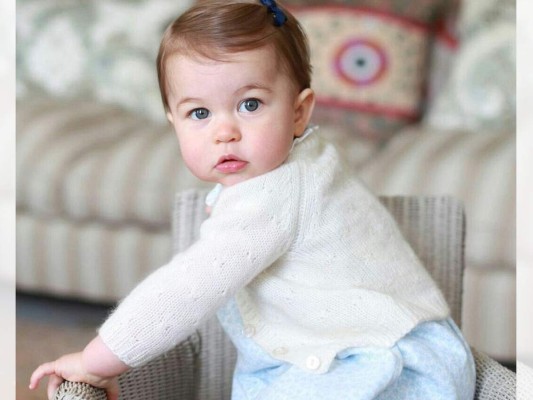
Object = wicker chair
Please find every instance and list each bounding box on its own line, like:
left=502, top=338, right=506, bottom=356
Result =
left=54, top=193, right=516, bottom=400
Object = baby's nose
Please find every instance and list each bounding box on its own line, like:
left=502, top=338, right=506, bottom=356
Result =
left=214, top=120, right=242, bottom=143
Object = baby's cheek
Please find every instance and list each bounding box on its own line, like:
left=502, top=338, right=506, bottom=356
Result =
left=259, top=141, right=293, bottom=171
left=180, top=146, right=208, bottom=179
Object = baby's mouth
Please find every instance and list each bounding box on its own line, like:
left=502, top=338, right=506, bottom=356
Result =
left=215, top=155, right=248, bottom=173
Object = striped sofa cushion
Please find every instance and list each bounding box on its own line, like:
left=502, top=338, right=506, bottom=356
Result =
left=463, top=265, right=516, bottom=360
left=17, top=97, right=209, bottom=228
left=359, top=125, right=515, bottom=271
left=17, top=211, right=173, bottom=302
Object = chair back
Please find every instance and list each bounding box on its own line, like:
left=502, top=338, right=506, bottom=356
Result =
left=379, top=196, right=465, bottom=325
left=173, top=192, right=466, bottom=400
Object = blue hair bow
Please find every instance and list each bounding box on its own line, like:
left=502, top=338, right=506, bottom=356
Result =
left=260, top=0, right=287, bottom=27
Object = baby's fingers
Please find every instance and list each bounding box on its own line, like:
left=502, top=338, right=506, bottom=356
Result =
left=46, top=374, right=64, bottom=400
left=29, top=361, right=57, bottom=390
left=106, top=379, right=120, bottom=400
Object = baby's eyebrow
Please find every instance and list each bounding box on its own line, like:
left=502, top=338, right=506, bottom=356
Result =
left=235, top=84, right=272, bottom=95
left=175, top=97, right=203, bottom=109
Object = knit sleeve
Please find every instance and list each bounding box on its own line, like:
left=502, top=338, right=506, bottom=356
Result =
left=98, top=166, right=300, bottom=368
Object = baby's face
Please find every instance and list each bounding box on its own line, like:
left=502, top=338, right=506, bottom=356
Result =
left=165, top=46, right=314, bottom=186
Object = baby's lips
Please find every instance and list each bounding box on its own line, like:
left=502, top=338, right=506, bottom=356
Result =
left=215, top=159, right=248, bottom=173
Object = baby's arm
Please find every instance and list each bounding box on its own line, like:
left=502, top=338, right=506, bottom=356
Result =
left=99, top=172, right=298, bottom=367
left=30, top=169, right=298, bottom=397
left=29, top=336, right=128, bottom=400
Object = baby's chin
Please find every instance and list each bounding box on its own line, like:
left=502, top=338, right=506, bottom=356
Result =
left=200, top=163, right=282, bottom=187
left=212, top=170, right=266, bottom=187
left=215, top=174, right=254, bottom=187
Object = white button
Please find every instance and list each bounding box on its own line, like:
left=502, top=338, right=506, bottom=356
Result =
left=272, top=347, right=288, bottom=356
left=306, top=355, right=321, bottom=370
left=242, top=325, right=256, bottom=338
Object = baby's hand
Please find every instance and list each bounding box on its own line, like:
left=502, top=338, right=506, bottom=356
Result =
left=29, top=352, right=119, bottom=400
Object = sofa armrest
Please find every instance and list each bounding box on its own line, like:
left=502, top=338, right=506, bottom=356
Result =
left=473, top=347, right=516, bottom=399
left=54, top=333, right=200, bottom=400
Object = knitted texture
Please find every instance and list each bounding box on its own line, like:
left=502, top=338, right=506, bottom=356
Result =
left=99, top=133, right=449, bottom=371
left=472, top=347, right=516, bottom=400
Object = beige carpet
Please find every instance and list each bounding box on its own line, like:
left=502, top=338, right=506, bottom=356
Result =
left=17, top=319, right=99, bottom=400
left=16, top=294, right=107, bottom=400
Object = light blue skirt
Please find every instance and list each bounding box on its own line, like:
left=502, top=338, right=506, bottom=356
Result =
left=217, top=298, right=476, bottom=400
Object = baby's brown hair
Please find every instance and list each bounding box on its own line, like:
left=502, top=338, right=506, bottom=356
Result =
left=157, top=0, right=312, bottom=112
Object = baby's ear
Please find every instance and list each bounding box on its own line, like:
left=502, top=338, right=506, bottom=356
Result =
left=294, top=88, right=315, bottom=137
left=166, top=111, right=174, bottom=124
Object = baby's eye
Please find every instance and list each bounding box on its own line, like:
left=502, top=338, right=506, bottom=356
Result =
left=238, top=98, right=261, bottom=113
left=190, top=108, right=210, bottom=120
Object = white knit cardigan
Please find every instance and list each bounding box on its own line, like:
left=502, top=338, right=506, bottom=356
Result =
left=99, top=131, right=449, bottom=373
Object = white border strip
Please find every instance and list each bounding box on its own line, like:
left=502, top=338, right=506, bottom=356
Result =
left=517, top=0, right=533, bottom=367
left=0, top=0, right=15, bottom=398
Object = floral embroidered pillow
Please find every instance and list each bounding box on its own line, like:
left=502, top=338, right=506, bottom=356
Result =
left=424, top=0, right=515, bottom=133
left=16, top=0, right=194, bottom=123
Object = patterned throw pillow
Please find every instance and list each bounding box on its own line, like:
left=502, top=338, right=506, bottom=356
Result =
left=16, top=0, right=195, bottom=124
left=424, top=0, right=516, bottom=133
left=284, top=0, right=455, bottom=141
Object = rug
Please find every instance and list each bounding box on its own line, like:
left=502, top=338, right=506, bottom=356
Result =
left=16, top=294, right=111, bottom=400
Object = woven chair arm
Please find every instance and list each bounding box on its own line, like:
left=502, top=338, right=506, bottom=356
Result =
left=473, top=347, right=516, bottom=399
left=54, top=381, right=106, bottom=400
left=54, top=333, right=200, bottom=400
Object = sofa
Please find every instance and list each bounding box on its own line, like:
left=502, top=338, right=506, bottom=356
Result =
left=16, top=0, right=516, bottom=364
